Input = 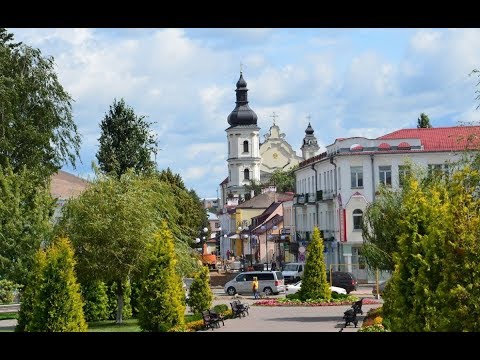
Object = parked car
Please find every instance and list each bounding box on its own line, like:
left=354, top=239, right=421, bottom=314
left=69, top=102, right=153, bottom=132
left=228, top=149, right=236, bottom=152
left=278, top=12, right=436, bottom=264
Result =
left=224, top=271, right=285, bottom=296
left=326, top=271, right=358, bottom=294
left=282, top=262, right=305, bottom=284
left=285, top=280, right=347, bottom=295
left=372, top=280, right=387, bottom=297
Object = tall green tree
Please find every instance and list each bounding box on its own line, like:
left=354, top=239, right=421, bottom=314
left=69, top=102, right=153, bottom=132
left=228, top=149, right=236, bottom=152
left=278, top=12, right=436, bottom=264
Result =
left=96, top=98, right=158, bottom=178
left=58, top=172, right=158, bottom=324
left=16, top=237, right=87, bottom=332
left=155, top=168, right=208, bottom=243
left=187, top=265, right=213, bottom=314
left=383, top=166, right=480, bottom=331
left=137, top=221, right=186, bottom=332
left=417, top=113, right=432, bottom=128
left=0, top=28, right=81, bottom=181
left=298, top=227, right=331, bottom=301
left=268, top=166, right=298, bottom=193
left=58, top=171, right=201, bottom=322
left=0, top=164, right=55, bottom=285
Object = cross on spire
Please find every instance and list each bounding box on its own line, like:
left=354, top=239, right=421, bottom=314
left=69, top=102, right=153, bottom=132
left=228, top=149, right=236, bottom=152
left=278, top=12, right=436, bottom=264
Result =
left=240, top=62, right=243, bottom=73
left=270, top=112, right=278, bottom=126
left=306, top=115, right=312, bottom=122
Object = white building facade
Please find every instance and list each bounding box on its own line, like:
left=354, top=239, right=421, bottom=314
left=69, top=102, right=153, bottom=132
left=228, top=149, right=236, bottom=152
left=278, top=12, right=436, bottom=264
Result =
left=293, top=126, right=480, bottom=283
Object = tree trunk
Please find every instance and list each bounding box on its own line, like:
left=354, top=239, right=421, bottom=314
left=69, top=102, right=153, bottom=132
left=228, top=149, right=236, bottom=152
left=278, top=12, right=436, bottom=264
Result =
left=116, top=280, right=124, bottom=324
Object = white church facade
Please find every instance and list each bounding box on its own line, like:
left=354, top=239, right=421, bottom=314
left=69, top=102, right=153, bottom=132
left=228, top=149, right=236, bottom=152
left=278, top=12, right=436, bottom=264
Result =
left=219, top=72, right=317, bottom=210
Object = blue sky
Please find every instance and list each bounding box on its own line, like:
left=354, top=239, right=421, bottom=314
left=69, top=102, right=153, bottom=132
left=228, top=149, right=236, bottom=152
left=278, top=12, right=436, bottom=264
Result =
left=9, top=28, right=480, bottom=199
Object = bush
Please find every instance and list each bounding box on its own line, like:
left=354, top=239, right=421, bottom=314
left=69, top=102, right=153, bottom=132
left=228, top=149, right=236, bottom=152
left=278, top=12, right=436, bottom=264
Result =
left=212, top=304, right=228, bottom=314
left=298, top=227, right=331, bottom=302
left=81, top=281, right=109, bottom=322
left=137, top=221, right=186, bottom=332
left=16, top=237, right=87, bottom=332
left=0, top=279, right=21, bottom=304
left=358, top=324, right=389, bottom=332
left=187, top=265, right=213, bottom=314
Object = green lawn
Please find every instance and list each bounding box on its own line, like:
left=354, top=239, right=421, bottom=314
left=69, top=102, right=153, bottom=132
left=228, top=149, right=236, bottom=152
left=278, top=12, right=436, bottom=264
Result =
left=0, top=312, right=18, bottom=321
left=0, top=314, right=200, bottom=332
left=87, top=318, right=141, bottom=332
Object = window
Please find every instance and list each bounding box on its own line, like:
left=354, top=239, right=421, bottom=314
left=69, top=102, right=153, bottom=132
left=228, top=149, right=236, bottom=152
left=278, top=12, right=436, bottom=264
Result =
left=257, top=273, right=274, bottom=281
left=236, top=274, right=246, bottom=281
left=379, top=165, right=392, bottom=186
left=229, top=170, right=231, bottom=182
left=350, top=166, right=363, bottom=188
left=243, top=140, right=249, bottom=153
left=244, top=274, right=255, bottom=281
left=353, top=209, right=363, bottom=230
left=398, top=165, right=411, bottom=187
left=244, top=169, right=250, bottom=180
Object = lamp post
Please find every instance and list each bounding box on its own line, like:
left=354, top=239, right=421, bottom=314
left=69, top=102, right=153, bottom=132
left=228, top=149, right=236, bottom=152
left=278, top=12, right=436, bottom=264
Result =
left=260, top=225, right=267, bottom=269
left=200, top=227, right=208, bottom=255
left=280, top=234, right=286, bottom=266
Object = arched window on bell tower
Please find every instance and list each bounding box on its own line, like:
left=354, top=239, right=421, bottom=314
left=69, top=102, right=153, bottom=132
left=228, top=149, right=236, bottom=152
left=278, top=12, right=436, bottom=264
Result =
left=243, top=140, right=249, bottom=153
left=244, top=168, right=250, bottom=180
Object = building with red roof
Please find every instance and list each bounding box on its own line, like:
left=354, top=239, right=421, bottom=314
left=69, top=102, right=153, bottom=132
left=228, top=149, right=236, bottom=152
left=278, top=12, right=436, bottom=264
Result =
left=293, top=126, right=480, bottom=283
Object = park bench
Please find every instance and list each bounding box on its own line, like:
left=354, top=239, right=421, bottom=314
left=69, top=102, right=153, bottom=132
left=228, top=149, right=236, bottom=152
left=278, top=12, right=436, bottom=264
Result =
left=352, top=298, right=364, bottom=315
left=208, top=309, right=225, bottom=327
left=202, top=310, right=222, bottom=329
left=230, top=300, right=249, bottom=318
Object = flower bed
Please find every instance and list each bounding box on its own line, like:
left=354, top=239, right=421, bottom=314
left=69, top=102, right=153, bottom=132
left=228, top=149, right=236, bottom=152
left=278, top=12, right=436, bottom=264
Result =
left=253, top=297, right=381, bottom=307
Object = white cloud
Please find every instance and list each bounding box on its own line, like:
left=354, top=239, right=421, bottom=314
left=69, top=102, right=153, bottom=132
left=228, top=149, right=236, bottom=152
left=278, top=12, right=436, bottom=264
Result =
left=7, top=28, right=480, bottom=198
left=410, top=30, right=442, bottom=53
left=184, top=143, right=225, bottom=161
left=183, top=166, right=208, bottom=181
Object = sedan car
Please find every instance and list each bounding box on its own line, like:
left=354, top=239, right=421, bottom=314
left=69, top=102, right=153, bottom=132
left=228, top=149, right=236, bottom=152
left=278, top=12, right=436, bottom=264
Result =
left=285, top=281, right=347, bottom=295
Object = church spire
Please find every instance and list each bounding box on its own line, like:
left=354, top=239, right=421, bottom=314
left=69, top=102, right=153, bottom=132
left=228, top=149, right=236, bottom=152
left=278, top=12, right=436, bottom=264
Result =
left=227, top=71, right=258, bottom=127
left=301, top=117, right=319, bottom=160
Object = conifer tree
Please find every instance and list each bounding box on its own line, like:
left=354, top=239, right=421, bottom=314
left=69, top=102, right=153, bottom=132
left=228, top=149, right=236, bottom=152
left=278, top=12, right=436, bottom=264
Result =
left=16, top=237, right=87, bottom=332
left=137, top=221, right=185, bottom=332
left=187, top=265, right=213, bottom=314
left=298, top=227, right=331, bottom=301
left=81, top=281, right=109, bottom=322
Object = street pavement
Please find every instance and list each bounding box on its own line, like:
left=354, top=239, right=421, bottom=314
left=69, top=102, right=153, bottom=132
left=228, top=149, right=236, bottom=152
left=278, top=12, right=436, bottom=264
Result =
left=209, top=284, right=380, bottom=332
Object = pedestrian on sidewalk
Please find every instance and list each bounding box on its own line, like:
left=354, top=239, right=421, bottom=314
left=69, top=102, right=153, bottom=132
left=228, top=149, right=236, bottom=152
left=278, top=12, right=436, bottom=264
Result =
left=252, top=276, right=259, bottom=299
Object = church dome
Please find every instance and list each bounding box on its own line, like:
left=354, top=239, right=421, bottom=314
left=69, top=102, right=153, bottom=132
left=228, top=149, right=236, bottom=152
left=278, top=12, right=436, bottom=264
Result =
left=305, top=122, right=314, bottom=135
left=236, top=73, right=247, bottom=88
left=227, top=72, right=258, bottom=127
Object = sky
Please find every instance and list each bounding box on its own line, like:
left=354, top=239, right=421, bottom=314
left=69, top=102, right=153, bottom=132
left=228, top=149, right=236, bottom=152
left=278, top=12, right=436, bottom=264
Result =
left=8, top=28, right=480, bottom=199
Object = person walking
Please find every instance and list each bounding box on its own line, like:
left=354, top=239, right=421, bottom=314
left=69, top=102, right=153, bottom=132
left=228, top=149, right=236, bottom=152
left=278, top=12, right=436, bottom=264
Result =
left=252, top=276, right=259, bottom=299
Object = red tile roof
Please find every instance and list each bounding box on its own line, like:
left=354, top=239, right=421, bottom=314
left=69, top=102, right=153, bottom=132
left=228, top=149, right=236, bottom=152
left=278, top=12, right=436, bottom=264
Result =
left=378, top=126, right=480, bottom=151
left=50, top=170, right=90, bottom=199
left=378, top=142, right=391, bottom=150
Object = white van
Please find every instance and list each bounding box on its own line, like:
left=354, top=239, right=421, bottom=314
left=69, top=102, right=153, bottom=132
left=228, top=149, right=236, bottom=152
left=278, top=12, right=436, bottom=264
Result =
left=224, top=271, right=285, bottom=296
left=282, top=262, right=305, bottom=284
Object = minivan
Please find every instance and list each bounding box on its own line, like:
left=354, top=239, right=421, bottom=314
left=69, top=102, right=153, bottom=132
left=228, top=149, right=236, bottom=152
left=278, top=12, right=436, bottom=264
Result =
left=282, top=262, right=305, bottom=284
left=326, top=271, right=358, bottom=294
left=224, top=271, right=285, bottom=296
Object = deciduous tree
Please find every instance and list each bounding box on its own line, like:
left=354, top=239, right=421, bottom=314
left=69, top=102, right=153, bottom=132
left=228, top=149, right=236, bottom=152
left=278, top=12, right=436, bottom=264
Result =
left=96, top=98, right=158, bottom=178
left=0, top=28, right=81, bottom=181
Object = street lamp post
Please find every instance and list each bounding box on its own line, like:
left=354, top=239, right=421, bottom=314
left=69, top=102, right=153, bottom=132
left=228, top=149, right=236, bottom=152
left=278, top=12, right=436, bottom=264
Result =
left=261, top=218, right=278, bottom=270
left=260, top=225, right=267, bottom=269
